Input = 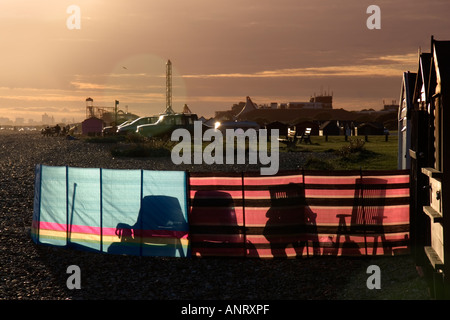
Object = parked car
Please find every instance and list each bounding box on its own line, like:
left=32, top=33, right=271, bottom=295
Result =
left=102, top=119, right=134, bottom=135
left=136, top=113, right=199, bottom=138
left=117, top=116, right=159, bottom=134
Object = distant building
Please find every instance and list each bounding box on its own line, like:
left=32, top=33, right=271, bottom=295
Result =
left=294, top=120, right=320, bottom=136
left=15, top=118, right=25, bottom=125
left=265, top=121, right=289, bottom=137
left=383, top=100, right=399, bottom=112
left=42, top=113, right=54, bottom=125
left=286, top=93, right=333, bottom=110
left=236, top=96, right=258, bottom=119
left=0, top=117, right=12, bottom=125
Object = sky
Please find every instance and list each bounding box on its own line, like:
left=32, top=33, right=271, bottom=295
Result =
left=0, top=0, right=449, bottom=124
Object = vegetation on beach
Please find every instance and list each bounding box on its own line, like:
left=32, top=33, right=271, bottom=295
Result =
left=281, top=135, right=398, bottom=170
left=83, top=133, right=399, bottom=170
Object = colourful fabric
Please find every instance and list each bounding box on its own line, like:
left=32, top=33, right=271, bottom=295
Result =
left=32, top=165, right=410, bottom=258
left=189, top=172, right=246, bottom=257
left=189, top=170, right=410, bottom=258
left=31, top=165, right=189, bottom=257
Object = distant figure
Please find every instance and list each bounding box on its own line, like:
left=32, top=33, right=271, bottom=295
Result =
left=54, top=124, right=61, bottom=136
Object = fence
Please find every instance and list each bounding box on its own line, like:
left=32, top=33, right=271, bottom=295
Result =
left=31, top=165, right=410, bottom=258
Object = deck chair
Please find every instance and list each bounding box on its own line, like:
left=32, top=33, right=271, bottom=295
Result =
left=299, top=128, right=312, bottom=144
left=350, top=178, right=390, bottom=255
left=264, top=183, right=319, bottom=257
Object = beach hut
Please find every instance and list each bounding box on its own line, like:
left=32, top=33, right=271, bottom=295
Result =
left=265, top=121, right=289, bottom=137
left=294, top=120, right=319, bottom=136
left=82, top=117, right=104, bottom=136
left=319, top=120, right=339, bottom=136
left=398, top=71, right=417, bottom=170
left=356, top=122, right=385, bottom=136
left=409, top=36, right=450, bottom=299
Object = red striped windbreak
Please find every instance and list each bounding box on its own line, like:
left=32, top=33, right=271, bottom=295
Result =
left=189, top=172, right=245, bottom=257
left=188, top=170, right=410, bottom=258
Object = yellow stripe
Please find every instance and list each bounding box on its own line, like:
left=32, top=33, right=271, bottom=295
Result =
left=34, top=229, right=189, bottom=247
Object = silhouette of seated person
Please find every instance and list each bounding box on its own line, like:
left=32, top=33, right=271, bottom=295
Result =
left=263, top=183, right=319, bottom=258
left=108, top=195, right=188, bottom=256
left=190, top=190, right=248, bottom=257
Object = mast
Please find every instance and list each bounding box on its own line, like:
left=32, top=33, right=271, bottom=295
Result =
left=165, top=59, right=174, bottom=114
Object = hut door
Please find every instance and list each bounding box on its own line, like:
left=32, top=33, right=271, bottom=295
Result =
left=422, top=93, right=444, bottom=278
left=434, top=94, right=442, bottom=171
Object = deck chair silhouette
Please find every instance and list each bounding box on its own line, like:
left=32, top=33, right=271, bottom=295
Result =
left=109, top=195, right=188, bottom=257
left=190, top=190, right=245, bottom=257
left=264, top=183, right=319, bottom=257
left=349, top=178, right=390, bottom=255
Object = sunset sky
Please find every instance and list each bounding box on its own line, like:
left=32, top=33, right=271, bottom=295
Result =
left=0, top=0, right=449, bottom=124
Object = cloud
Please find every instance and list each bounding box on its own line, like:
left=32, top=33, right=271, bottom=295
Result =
left=0, top=87, right=83, bottom=102
left=182, top=53, right=418, bottom=79
left=365, top=53, right=418, bottom=64
left=70, top=81, right=122, bottom=91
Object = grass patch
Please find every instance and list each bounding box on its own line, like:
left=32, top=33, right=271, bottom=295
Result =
left=87, top=133, right=398, bottom=170
left=281, top=135, right=398, bottom=170
left=303, top=157, right=336, bottom=170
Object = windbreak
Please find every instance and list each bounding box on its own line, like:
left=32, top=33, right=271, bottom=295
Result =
left=31, top=165, right=189, bottom=257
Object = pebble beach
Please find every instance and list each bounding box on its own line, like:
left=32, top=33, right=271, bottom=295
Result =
left=0, top=130, right=431, bottom=301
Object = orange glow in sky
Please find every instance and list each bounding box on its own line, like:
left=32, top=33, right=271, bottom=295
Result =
left=0, top=0, right=449, bottom=124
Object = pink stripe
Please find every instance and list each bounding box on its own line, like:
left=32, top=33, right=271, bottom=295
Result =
left=304, top=175, right=360, bottom=185
left=35, top=221, right=188, bottom=239
left=363, top=175, right=409, bottom=184
left=189, top=207, right=244, bottom=214
left=305, top=188, right=409, bottom=198
left=247, top=233, right=409, bottom=244
left=190, top=177, right=242, bottom=186
left=189, top=207, right=244, bottom=225
left=244, top=206, right=409, bottom=225
left=312, top=206, right=409, bottom=224
left=304, top=175, right=409, bottom=185
left=244, top=189, right=409, bottom=199
left=244, top=175, right=303, bottom=185
left=190, top=190, right=243, bottom=199
left=190, top=235, right=245, bottom=242
left=37, top=221, right=67, bottom=232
